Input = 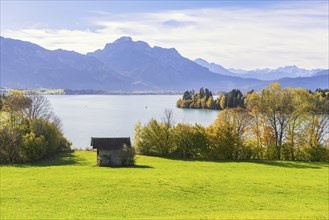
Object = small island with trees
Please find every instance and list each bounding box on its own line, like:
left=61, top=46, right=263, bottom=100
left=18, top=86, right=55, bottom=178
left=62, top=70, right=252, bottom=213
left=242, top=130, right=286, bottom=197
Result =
left=177, top=87, right=329, bottom=112
left=176, top=87, right=247, bottom=110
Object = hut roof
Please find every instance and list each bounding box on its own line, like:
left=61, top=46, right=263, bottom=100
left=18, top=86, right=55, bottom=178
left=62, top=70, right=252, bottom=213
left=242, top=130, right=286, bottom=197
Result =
left=91, top=137, right=131, bottom=150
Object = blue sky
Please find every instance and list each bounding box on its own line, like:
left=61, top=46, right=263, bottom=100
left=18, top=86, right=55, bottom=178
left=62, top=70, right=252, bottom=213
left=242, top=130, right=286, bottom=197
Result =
left=1, top=0, right=328, bottom=69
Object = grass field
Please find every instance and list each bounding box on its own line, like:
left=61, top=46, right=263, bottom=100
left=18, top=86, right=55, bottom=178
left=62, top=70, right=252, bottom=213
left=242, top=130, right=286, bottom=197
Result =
left=1, top=151, right=328, bottom=219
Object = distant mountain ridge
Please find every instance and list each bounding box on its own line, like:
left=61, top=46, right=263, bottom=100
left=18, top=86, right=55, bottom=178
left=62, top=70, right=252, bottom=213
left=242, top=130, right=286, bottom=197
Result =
left=194, top=58, right=239, bottom=77
left=1, top=36, right=327, bottom=91
left=195, top=58, right=325, bottom=80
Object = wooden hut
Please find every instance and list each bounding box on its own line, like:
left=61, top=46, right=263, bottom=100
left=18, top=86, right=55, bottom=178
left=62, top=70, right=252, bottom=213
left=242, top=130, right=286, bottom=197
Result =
left=91, top=137, right=134, bottom=167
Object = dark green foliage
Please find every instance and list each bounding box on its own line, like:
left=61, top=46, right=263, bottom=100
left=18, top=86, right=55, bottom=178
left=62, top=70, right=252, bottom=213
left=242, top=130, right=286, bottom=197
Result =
left=182, top=90, right=193, bottom=100
left=219, top=89, right=245, bottom=109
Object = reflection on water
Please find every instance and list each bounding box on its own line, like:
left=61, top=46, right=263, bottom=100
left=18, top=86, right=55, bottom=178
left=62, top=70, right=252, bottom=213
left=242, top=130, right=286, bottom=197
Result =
left=47, top=95, right=219, bottom=149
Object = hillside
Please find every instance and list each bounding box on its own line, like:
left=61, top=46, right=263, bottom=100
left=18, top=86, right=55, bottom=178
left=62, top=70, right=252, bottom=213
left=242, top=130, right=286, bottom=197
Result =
left=275, top=74, right=329, bottom=90
left=1, top=151, right=328, bottom=219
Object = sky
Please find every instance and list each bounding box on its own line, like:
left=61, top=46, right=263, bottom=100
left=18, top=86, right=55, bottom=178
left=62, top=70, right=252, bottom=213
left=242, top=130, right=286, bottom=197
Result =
left=1, top=0, right=328, bottom=70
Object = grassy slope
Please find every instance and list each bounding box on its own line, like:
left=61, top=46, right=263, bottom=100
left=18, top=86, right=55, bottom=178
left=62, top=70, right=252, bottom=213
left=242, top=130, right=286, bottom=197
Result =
left=1, top=151, right=328, bottom=219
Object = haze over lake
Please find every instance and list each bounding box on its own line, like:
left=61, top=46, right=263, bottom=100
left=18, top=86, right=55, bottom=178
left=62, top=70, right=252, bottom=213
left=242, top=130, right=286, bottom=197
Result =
left=47, top=95, right=219, bottom=148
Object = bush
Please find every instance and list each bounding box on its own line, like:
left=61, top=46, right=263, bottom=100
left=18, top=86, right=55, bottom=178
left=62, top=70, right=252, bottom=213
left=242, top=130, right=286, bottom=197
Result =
left=173, top=123, right=209, bottom=159
left=21, top=132, right=47, bottom=162
left=0, top=126, right=23, bottom=163
left=31, top=119, right=71, bottom=156
left=303, top=144, right=329, bottom=162
left=135, top=119, right=174, bottom=157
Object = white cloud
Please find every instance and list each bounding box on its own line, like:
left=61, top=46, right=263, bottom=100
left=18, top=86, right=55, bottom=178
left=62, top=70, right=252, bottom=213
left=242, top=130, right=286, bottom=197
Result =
left=2, top=3, right=328, bottom=69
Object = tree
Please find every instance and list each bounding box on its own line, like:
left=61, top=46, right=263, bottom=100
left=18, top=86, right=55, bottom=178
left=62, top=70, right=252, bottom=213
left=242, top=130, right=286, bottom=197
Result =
left=257, top=83, right=294, bottom=159
left=284, top=88, right=315, bottom=160
left=173, top=123, right=209, bottom=159
left=300, top=115, right=329, bottom=161
left=206, top=96, right=214, bottom=109
left=162, top=109, right=174, bottom=129
left=209, top=108, right=251, bottom=160
left=161, top=109, right=175, bottom=155
left=182, top=91, right=192, bottom=100
left=173, top=123, right=195, bottom=158
left=313, top=89, right=329, bottom=115
left=245, top=84, right=327, bottom=160
left=199, top=87, right=205, bottom=99
left=205, top=88, right=211, bottom=100
left=1, top=90, right=31, bottom=127
left=219, top=94, right=226, bottom=110
left=135, top=118, right=175, bottom=156
left=134, top=121, right=143, bottom=151
left=245, top=92, right=264, bottom=159
left=24, top=91, right=54, bottom=120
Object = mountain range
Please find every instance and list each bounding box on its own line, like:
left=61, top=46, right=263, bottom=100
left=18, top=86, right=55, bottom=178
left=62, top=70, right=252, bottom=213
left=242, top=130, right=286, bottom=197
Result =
left=0, top=36, right=328, bottom=92
left=194, top=58, right=324, bottom=80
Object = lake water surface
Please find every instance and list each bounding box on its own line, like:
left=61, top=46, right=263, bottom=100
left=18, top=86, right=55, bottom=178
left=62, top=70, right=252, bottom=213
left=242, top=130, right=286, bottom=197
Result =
left=47, top=95, right=219, bottom=148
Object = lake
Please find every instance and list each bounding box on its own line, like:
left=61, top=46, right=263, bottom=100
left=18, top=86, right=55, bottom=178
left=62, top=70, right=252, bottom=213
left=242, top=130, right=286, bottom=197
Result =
left=47, top=95, right=220, bottom=149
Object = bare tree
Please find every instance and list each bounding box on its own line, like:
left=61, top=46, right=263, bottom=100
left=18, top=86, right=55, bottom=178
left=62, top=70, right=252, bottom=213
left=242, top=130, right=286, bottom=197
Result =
left=24, top=91, right=54, bottom=120
left=162, top=108, right=175, bottom=128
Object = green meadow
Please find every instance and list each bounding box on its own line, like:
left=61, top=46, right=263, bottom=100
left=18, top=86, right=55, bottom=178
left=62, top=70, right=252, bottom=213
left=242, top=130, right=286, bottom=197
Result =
left=1, top=151, right=328, bottom=219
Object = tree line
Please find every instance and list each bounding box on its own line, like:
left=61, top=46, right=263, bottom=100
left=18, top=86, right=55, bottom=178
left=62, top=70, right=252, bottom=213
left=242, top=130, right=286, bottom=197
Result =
left=0, top=91, right=71, bottom=163
left=135, top=84, right=329, bottom=162
left=176, top=87, right=246, bottom=110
